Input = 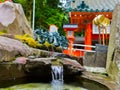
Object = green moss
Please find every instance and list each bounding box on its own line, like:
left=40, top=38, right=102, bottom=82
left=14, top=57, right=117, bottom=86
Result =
left=51, top=59, right=62, bottom=66
left=1, top=83, right=84, bottom=90
left=107, top=61, right=119, bottom=81
left=1, top=29, right=7, bottom=33
left=92, top=72, right=108, bottom=77
left=40, top=51, right=48, bottom=57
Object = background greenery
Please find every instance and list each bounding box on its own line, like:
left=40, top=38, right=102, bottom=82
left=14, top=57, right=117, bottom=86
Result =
left=14, top=0, right=69, bottom=35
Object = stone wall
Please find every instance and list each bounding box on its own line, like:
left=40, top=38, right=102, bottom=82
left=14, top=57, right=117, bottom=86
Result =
left=106, top=3, right=120, bottom=84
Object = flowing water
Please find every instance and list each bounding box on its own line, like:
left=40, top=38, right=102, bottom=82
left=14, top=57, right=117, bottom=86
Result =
left=51, top=65, right=63, bottom=90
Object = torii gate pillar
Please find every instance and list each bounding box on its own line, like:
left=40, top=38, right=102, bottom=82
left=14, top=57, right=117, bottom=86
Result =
left=85, top=23, right=92, bottom=50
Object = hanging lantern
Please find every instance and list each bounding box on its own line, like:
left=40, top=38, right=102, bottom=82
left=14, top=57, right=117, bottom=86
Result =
left=101, top=18, right=110, bottom=27
left=93, top=15, right=105, bottom=26
left=93, top=15, right=110, bottom=45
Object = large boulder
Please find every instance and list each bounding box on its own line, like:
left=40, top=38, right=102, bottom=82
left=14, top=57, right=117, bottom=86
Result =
left=106, top=3, right=120, bottom=84
left=0, top=35, right=58, bottom=62
left=0, top=63, right=26, bottom=81
left=17, top=57, right=85, bottom=78
left=0, top=57, right=85, bottom=81
left=0, top=36, right=31, bottom=61
left=0, top=1, right=33, bottom=36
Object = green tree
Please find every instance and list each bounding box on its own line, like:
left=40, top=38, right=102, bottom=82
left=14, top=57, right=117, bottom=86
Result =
left=46, top=0, right=59, bottom=8
left=35, top=0, right=68, bottom=34
left=14, top=0, right=69, bottom=35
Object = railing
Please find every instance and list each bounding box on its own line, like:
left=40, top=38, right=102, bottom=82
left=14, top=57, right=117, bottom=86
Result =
left=72, top=44, right=96, bottom=53
left=63, top=44, right=96, bottom=57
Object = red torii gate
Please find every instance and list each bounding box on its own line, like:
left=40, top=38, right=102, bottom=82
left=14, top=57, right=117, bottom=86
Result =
left=63, top=12, right=112, bottom=57
left=69, top=11, right=112, bottom=48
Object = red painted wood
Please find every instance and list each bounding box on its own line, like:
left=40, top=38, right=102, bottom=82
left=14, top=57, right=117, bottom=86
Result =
left=69, top=12, right=112, bottom=40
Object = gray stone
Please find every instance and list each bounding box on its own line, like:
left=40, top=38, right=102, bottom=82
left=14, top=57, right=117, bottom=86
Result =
left=0, top=2, right=33, bottom=36
left=83, top=52, right=96, bottom=67
left=0, top=63, right=26, bottom=81
left=24, top=57, right=85, bottom=77
left=95, top=44, right=108, bottom=67
left=0, top=36, right=59, bottom=62
left=83, top=44, right=108, bottom=67
left=106, top=3, right=120, bottom=84
left=24, top=58, right=52, bottom=78
left=0, top=36, right=31, bottom=61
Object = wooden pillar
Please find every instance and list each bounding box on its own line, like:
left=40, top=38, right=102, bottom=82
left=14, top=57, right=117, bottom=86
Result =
left=85, top=23, right=92, bottom=50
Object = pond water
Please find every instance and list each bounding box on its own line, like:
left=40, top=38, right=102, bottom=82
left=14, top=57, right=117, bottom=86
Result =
left=0, top=76, right=109, bottom=90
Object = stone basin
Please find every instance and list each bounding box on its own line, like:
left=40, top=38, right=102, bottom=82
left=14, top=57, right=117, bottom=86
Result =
left=0, top=57, right=85, bottom=81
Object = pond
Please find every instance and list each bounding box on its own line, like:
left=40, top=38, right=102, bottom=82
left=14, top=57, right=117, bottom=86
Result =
left=0, top=76, right=109, bottom=90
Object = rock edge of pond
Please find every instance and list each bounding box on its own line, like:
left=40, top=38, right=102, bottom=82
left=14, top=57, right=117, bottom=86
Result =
left=81, top=71, right=120, bottom=90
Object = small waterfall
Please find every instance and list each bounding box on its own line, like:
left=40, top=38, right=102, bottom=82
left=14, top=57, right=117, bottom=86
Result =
left=51, top=65, right=63, bottom=90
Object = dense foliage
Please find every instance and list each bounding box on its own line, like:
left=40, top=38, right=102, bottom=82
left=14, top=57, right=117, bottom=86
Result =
left=14, top=0, right=69, bottom=35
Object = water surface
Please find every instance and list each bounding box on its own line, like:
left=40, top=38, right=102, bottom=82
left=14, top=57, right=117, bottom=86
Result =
left=0, top=76, right=109, bottom=90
